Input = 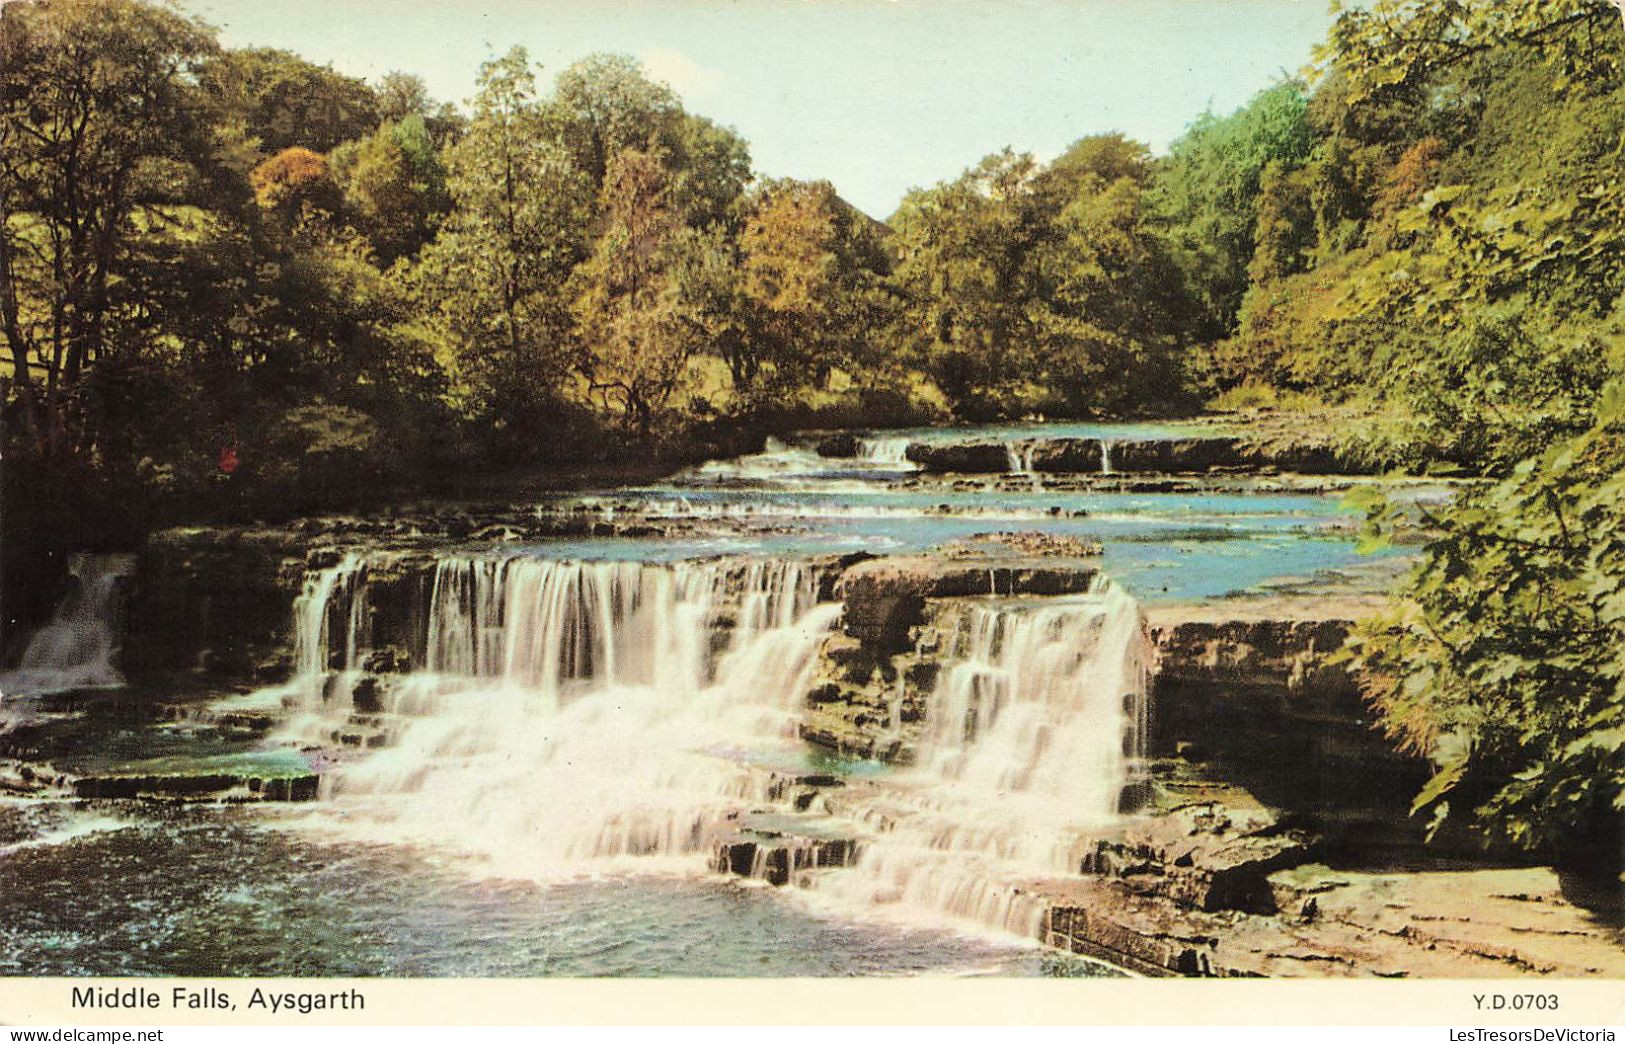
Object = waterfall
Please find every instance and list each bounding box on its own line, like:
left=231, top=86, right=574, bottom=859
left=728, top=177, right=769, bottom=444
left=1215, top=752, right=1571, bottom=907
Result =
left=269, top=547, right=1152, bottom=937
left=1100, top=438, right=1115, bottom=475
left=855, top=436, right=911, bottom=465
left=808, top=579, right=1152, bottom=936
left=1004, top=440, right=1042, bottom=491
left=282, top=554, right=839, bottom=875
left=0, top=553, right=135, bottom=703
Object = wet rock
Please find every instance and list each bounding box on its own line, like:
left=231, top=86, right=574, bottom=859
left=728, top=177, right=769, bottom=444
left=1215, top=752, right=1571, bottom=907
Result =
left=713, top=836, right=858, bottom=886
left=1030, top=438, right=1104, bottom=473
left=905, top=441, right=1011, bottom=473
left=838, top=555, right=1099, bottom=647
left=1109, top=437, right=1350, bottom=475
left=815, top=433, right=859, bottom=458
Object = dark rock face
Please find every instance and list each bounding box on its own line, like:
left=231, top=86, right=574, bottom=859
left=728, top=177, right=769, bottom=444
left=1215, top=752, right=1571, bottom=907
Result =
left=125, top=529, right=309, bottom=680
left=905, top=441, right=1011, bottom=473
left=900, top=435, right=1360, bottom=475
left=1148, top=612, right=1431, bottom=849
left=813, top=433, right=859, bottom=458
left=1030, top=438, right=1104, bottom=473
left=713, top=836, right=857, bottom=885
left=802, top=552, right=1104, bottom=760
left=1080, top=794, right=1317, bottom=914
left=1109, top=436, right=1344, bottom=474
left=837, top=554, right=1099, bottom=647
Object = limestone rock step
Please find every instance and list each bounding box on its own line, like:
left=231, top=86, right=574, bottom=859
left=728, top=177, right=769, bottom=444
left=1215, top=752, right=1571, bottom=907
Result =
left=713, top=833, right=859, bottom=886
left=66, top=750, right=322, bottom=802
left=904, top=436, right=1358, bottom=476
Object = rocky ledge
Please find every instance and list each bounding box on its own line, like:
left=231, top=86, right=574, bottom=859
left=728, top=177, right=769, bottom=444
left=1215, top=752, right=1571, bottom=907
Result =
left=904, top=436, right=1363, bottom=475
left=801, top=545, right=1102, bottom=761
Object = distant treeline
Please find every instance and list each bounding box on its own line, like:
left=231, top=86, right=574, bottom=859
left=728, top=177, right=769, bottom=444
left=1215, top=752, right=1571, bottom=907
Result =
left=4, top=0, right=1622, bottom=521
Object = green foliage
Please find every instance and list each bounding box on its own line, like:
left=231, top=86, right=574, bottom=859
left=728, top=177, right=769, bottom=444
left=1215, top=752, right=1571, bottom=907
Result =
left=198, top=46, right=379, bottom=154
left=735, top=178, right=893, bottom=402
left=572, top=146, right=697, bottom=438
left=1346, top=371, right=1625, bottom=855
left=410, top=48, right=589, bottom=432
left=1, top=0, right=221, bottom=463
left=331, top=116, right=451, bottom=263
left=891, top=138, right=1191, bottom=419
left=1147, top=82, right=1313, bottom=339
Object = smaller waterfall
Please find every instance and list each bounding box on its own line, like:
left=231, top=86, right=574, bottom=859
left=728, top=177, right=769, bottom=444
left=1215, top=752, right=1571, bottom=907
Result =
left=1, top=553, right=135, bottom=702
left=855, top=436, right=911, bottom=465
left=1100, top=438, right=1115, bottom=475
left=1004, top=441, right=1042, bottom=491
left=281, top=554, right=369, bottom=720
left=809, top=579, right=1153, bottom=936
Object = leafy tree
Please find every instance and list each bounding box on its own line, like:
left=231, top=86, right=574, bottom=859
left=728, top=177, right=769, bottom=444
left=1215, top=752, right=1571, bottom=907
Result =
left=373, top=70, right=464, bottom=146
left=198, top=47, right=379, bottom=154
left=1346, top=366, right=1625, bottom=863
left=1147, top=82, right=1313, bottom=339
left=411, top=48, right=589, bottom=429
left=332, top=116, right=451, bottom=263
left=0, top=0, right=219, bottom=463
left=546, top=55, right=684, bottom=194
left=250, top=147, right=342, bottom=224
left=1030, top=167, right=1188, bottom=415
left=736, top=178, right=888, bottom=395
left=572, top=147, right=697, bottom=439
left=889, top=149, right=1039, bottom=418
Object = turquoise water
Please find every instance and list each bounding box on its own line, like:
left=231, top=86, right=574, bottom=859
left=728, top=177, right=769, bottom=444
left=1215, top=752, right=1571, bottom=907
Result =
left=532, top=481, right=1397, bottom=602
left=0, top=804, right=1113, bottom=978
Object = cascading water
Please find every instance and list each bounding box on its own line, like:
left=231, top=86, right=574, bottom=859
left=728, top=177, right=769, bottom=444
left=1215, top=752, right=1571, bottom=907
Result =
left=855, top=436, right=911, bottom=465
left=1101, top=438, right=1115, bottom=475
left=806, top=578, right=1152, bottom=936
left=1005, top=441, right=1043, bottom=492
left=0, top=553, right=135, bottom=705
left=278, top=553, right=839, bottom=876
left=267, top=545, right=1151, bottom=941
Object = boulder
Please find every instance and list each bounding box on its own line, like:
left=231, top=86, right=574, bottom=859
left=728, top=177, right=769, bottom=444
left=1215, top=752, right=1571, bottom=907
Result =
left=905, top=441, right=1011, bottom=473
left=1030, top=438, right=1104, bottom=473
left=814, top=433, right=859, bottom=458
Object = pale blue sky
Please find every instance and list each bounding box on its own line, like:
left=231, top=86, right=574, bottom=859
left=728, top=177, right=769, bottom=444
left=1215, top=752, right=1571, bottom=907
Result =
left=182, top=0, right=1335, bottom=218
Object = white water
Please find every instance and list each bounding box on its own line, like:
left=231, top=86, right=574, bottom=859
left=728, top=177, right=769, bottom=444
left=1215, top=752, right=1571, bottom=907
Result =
left=270, top=550, right=1151, bottom=939
left=0, top=553, right=134, bottom=705
left=1101, top=438, right=1115, bottom=475
left=807, top=580, right=1152, bottom=936
left=278, top=554, right=839, bottom=877
left=675, top=436, right=918, bottom=487
left=1005, top=440, right=1043, bottom=493
left=855, top=436, right=912, bottom=465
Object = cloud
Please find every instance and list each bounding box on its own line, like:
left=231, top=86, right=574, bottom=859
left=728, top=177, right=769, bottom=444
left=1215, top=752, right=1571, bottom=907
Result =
left=639, top=46, right=724, bottom=100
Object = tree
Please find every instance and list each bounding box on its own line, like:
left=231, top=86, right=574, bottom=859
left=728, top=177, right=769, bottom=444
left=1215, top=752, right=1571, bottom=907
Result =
left=1030, top=168, right=1189, bottom=415
left=889, top=150, right=1039, bottom=418
left=1346, top=365, right=1625, bottom=863
left=1147, top=82, right=1313, bottom=340
left=572, top=147, right=696, bottom=439
left=734, top=178, right=888, bottom=396
left=0, top=0, right=219, bottom=462
left=198, top=47, right=379, bottom=154
left=373, top=70, right=464, bottom=146
left=546, top=55, right=684, bottom=195
left=332, top=116, right=451, bottom=263
left=411, top=48, right=589, bottom=429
